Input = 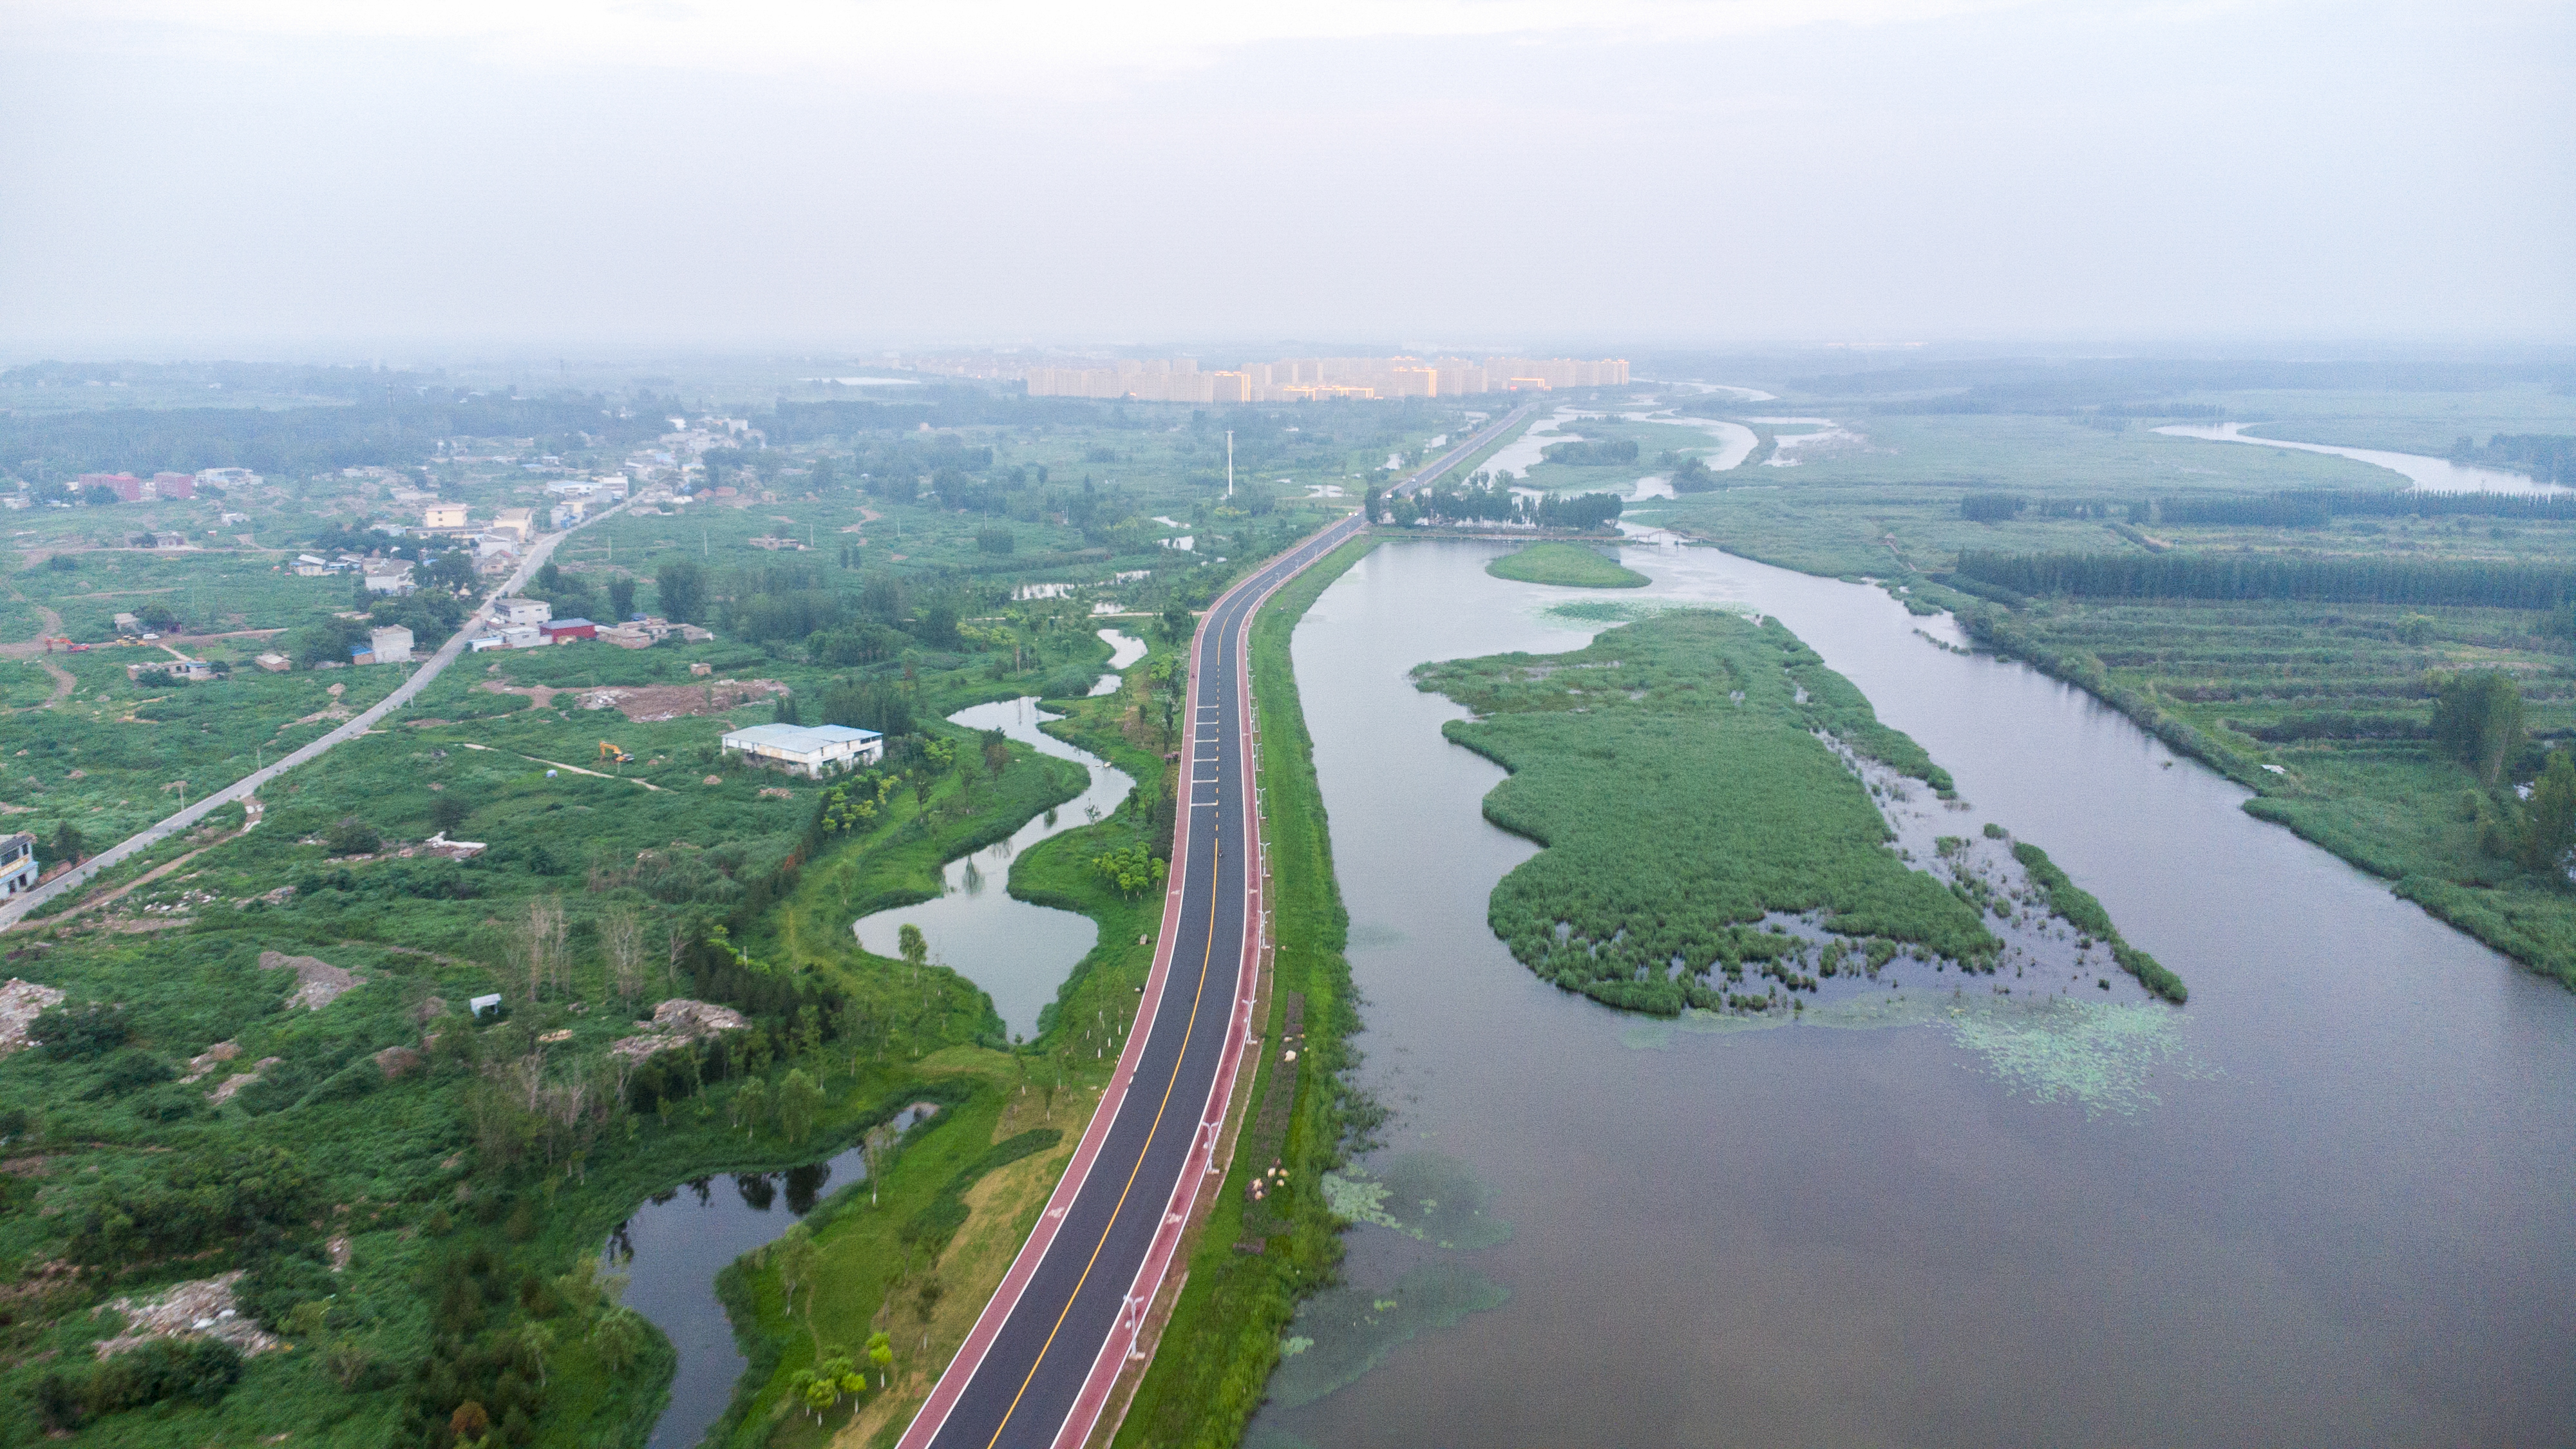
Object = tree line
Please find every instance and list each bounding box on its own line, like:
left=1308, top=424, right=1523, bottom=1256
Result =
left=1951, top=549, right=2576, bottom=609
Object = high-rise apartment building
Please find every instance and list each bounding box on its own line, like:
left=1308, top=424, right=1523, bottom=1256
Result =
left=1019, top=354, right=1625, bottom=401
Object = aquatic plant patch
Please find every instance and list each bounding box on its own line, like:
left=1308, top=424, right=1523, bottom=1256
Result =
left=1484, top=542, right=1648, bottom=589
left=1416, top=611, right=1996, bottom=1016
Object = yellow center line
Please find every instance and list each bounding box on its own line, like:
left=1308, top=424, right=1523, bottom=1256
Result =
left=979, top=657, right=1233, bottom=1446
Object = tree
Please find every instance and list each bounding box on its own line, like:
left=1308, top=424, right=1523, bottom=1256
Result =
left=591, top=1305, right=649, bottom=1373
left=867, top=1331, right=895, bottom=1388
left=430, top=793, right=471, bottom=835
left=777, top=1222, right=819, bottom=1318
left=2432, top=670, right=2524, bottom=785
left=777, top=1068, right=823, bottom=1146
left=513, top=896, right=569, bottom=1001
left=656, top=558, right=708, bottom=623
left=733, top=1076, right=771, bottom=1137
left=600, top=906, right=645, bottom=1002
left=2523, top=750, right=2576, bottom=875
left=606, top=576, right=637, bottom=621
left=898, top=923, right=927, bottom=977
left=48, top=821, right=83, bottom=866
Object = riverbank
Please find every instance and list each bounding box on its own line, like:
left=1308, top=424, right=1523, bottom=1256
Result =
left=1108, top=536, right=1378, bottom=1449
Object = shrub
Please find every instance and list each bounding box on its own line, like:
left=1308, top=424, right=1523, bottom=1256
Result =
left=32, top=1001, right=132, bottom=1059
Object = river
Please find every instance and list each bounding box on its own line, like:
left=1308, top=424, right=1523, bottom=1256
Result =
left=1250, top=538, right=2576, bottom=1448
left=2154, top=421, right=2565, bottom=496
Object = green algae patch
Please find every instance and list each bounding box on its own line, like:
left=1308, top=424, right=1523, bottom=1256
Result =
left=1264, top=1262, right=1511, bottom=1410
left=1485, top=541, right=1649, bottom=589
left=1945, top=998, right=2206, bottom=1117
left=1320, top=1151, right=1510, bottom=1250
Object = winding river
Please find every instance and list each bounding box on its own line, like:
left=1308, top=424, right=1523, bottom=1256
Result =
left=2154, top=421, right=2566, bottom=496
left=1250, top=538, right=2576, bottom=1448
left=853, top=696, right=1135, bottom=1041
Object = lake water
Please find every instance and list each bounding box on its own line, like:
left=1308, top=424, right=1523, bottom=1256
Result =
left=853, top=697, right=1135, bottom=1040
left=2154, top=421, right=2565, bottom=496
left=607, top=1103, right=937, bottom=1449
left=1252, top=538, right=2576, bottom=1448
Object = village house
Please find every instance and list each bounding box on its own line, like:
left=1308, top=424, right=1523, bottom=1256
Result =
left=719, top=723, right=884, bottom=777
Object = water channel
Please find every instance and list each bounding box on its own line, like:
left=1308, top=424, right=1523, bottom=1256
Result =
left=1251, top=538, right=2576, bottom=1448
left=852, top=695, right=1135, bottom=1042
left=2153, top=421, right=2566, bottom=496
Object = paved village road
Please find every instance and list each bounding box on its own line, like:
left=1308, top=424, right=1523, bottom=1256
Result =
left=0, top=498, right=637, bottom=931
left=894, top=402, right=1535, bottom=1449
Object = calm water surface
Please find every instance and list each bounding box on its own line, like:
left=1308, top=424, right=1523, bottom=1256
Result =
left=2154, top=422, right=2564, bottom=495
left=1253, top=539, right=2576, bottom=1448
left=854, top=696, right=1134, bottom=1040
left=609, top=1104, right=934, bottom=1449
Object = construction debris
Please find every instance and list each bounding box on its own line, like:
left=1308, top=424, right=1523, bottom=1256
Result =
left=260, top=951, right=366, bottom=1010
left=0, top=978, right=67, bottom=1057
left=92, top=1272, right=286, bottom=1359
left=610, top=998, right=748, bottom=1061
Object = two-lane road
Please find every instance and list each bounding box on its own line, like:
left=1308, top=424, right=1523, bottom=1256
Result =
left=897, top=401, right=1535, bottom=1449
left=0, top=498, right=635, bottom=931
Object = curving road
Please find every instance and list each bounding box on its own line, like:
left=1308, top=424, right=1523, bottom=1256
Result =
left=896, top=402, right=1535, bottom=1449
left=0, top=498, right=636, bottom=931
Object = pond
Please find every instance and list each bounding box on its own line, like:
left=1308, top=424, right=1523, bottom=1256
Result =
left=1251, top=538, right=2576, bottom=1448
left=852, top=697, right=1135, bottom=1040
left=607, top=1103, right=937, bottom=1449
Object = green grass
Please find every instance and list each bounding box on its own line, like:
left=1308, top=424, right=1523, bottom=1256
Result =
left=1482, top=542, right=1647, bottom=589
left=1110, top=536, right=1376, bottom=1449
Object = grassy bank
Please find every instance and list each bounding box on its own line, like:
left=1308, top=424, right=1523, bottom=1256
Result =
left=1109, top=536, right=1378, bottom=1449
left=1482, top=542, right=1647, bottom=589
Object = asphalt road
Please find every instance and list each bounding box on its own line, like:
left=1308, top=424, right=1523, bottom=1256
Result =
left=0, top=498, right=634, bottom=931
left=897, top=402, right=1535, bottom=1449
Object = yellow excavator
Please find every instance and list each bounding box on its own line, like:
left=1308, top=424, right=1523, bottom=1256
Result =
left=599, top=740, right=634, bottom=764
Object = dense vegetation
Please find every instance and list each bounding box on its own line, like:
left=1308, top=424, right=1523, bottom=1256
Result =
left=1482, top=543, right=1647, bottom=589
left=1415, top=611, right=1991, bottom=1016
left=1954, top=550, right=2576, bottom=609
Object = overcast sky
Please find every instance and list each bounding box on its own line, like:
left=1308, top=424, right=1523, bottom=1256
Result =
left=3, top=1, right=2569, bottom=356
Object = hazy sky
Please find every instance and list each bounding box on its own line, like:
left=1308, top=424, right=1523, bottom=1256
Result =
left=4, top=1, right=2570, bottom=355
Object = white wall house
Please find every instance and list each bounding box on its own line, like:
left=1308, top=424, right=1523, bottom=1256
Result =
left=719, top=723, right=884, bottom=777
left=0, top=833, right=35, bottom=896
left=496, top=597, right=552, bottom=626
